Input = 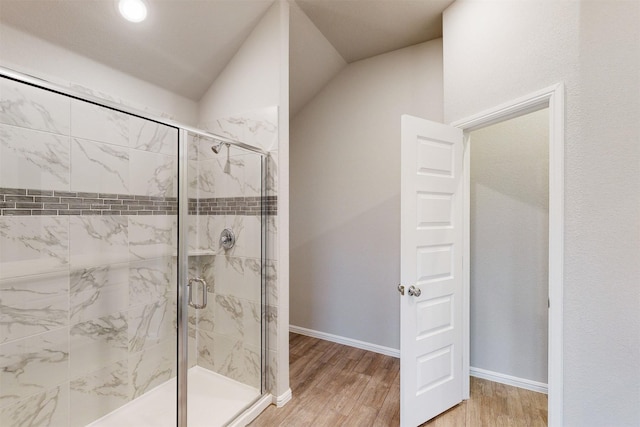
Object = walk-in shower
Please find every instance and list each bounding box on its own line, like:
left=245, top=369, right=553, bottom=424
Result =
left=0, top=68, right=269, bottom=426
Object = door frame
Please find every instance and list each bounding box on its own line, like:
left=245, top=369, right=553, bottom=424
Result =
left=450, top=83, right=564, bottom=427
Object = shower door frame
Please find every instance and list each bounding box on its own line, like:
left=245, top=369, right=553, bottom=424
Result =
left=0, top=65, right=270, bottom=427
left=177, top=129, right=189, bottom=427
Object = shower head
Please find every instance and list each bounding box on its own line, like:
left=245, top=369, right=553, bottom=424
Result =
left=211, top=143, right=223, bottom=154
left=211, top=141, right=229, bottom=154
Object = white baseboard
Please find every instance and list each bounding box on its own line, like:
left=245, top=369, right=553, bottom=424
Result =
left=229, top=390, right=291, bottom=426
left=228, top=393, right=272, bottom=427
left=470, top=366, right=548, bottom=394
left=289, top=325, right=400, bottom=358
left=274, top=388, right=292, bottom=407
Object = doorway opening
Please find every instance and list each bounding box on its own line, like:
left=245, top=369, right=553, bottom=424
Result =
left=454, top=84, right=564, bottom=427
left=468, top=108, right=550, bottom=424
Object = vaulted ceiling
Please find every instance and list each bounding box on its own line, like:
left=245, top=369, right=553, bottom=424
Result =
left=0, top=0, right=454, bottom=104
left=295, top=0, right=452, bottom=63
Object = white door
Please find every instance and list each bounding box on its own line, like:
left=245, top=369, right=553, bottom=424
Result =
left=400, top=115, right=464, bottom=426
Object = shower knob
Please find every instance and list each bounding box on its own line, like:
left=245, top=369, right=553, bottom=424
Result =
left=220, top=228, right=235, bottom=250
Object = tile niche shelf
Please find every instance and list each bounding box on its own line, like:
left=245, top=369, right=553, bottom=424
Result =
left=172, top=250, right=217, bottom=257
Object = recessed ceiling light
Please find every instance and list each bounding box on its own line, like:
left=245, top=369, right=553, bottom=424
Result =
left=118, top=0, right=147, bottom=23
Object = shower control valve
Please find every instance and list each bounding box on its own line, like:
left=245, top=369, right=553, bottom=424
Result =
left=220, top=228, right=235, bottom=250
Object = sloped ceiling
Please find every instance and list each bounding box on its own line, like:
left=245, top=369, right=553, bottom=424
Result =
left=295, top=0, right=454, bottom=63
left=0, top=0, right=275, bottom=101
left=0, top=0, right=454, bottom=104
left=289, top=0, right=454, bottom=115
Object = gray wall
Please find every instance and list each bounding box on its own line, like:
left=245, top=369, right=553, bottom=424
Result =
left=470, top=109, right=549, bottom=384
left=444, top=1, right=640, bottom=424
left=290, top=39, right=444, bottom=349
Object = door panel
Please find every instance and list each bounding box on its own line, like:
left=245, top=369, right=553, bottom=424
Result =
left=179, top=131, right=265, bottom=426
left=400, top=115, right=464, bottom=426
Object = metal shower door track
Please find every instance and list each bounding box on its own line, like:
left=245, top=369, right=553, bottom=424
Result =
left=0, top=65, right=268, bottom=156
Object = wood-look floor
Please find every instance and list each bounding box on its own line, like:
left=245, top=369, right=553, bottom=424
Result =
left=249, top=333, right=547, bottom=427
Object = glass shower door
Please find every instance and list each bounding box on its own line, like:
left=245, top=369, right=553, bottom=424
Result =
left=177, top=131, right=264, bottom=426
left=0, top=68, right=266, bottom=427
left=0, top=71, right=179, bottom=427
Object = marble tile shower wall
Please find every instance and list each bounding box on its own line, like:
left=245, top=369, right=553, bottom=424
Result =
left=196, top=107, right=279, bottom=393
left=186, top=136, right=261, bottom=389
left=0, top=78, right=178, bottom=427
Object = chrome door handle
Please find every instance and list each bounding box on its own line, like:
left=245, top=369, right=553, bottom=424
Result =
left=408, top=285, right=421, bottom=297
left=188, top=277, right=209, bottom=309
left=397, top=284, right=405, bottom=295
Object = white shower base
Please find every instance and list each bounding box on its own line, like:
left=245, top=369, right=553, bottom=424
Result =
left=89, top=366, right=260, bottom=427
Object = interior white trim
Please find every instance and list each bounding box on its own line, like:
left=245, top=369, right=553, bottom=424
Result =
left=289, top=325, right=400, bottom=358
left=470, top=367, right=548, bottom=395
left=228, top=394, right=273, bottom=427
left=274, top=388, right=292, bottom=407
left=451, top=83, right=564, bottom=427
left=462, top=131, right=471, bottom=402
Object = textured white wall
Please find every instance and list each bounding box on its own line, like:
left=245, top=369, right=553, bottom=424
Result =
left=275, top=0, right=291, bottom=400
left=290, top=39, right=443, bottom=349
left=470, top=109, right=549, bottom=384
left=444, top=1, right=640, bottom=425
left=198, top=2, right=281, bottom=121
left=0, top=24, right=198, bottom=124
left=289, top=1, right=346, bottom=117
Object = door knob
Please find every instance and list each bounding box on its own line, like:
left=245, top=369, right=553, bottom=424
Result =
left=408, top=285, right=421, bottom=297
left=397, top=284, right=405, bottom=295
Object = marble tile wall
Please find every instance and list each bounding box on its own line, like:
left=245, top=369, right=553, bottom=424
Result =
left=0, top=77, right=179, bottom=427
left=197, top=107, right=279, bottom=394
left=0, top=77, right=280, bottom=425
left=186, top=135, right=263, bottom=390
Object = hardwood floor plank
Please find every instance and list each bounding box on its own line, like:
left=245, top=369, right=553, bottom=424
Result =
left=291, top=361, right=328, bottom=397
left=316, top=341, right=344, bottom=364
left=370, top=356, right=400, bottom=387
left=353, top=350, right=376, bottom=374
left=465, top=380, right=482, bottom=426
left=314, top=362, right=365, bottom=396
left=310, top=409, right=348, bottom=426
left=428, top=403, right=466, bottom=427
left=357, top=376, right=391, bottom=409
left=250, top=334, right=548, bottom=426
left=372, top=370, right=400, bottom=427
left=345, top=346, right=368, bottom=361
left=342, top=404, right=379, bottom=427
left=325, top=371, right=371, bottom=416
left=277, top=407, right=318, bottom=427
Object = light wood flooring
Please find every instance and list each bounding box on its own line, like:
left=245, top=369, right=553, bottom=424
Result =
left=250, top=333, right=547, bottom=427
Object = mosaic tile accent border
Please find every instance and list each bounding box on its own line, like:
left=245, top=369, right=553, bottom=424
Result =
left=0, top=187, right=177, bottom=216
left=189, top=196, right=277, bottom=216
left=0, top=188, right=276, bottom=216
left=262, top=196, right=278, bottom=216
